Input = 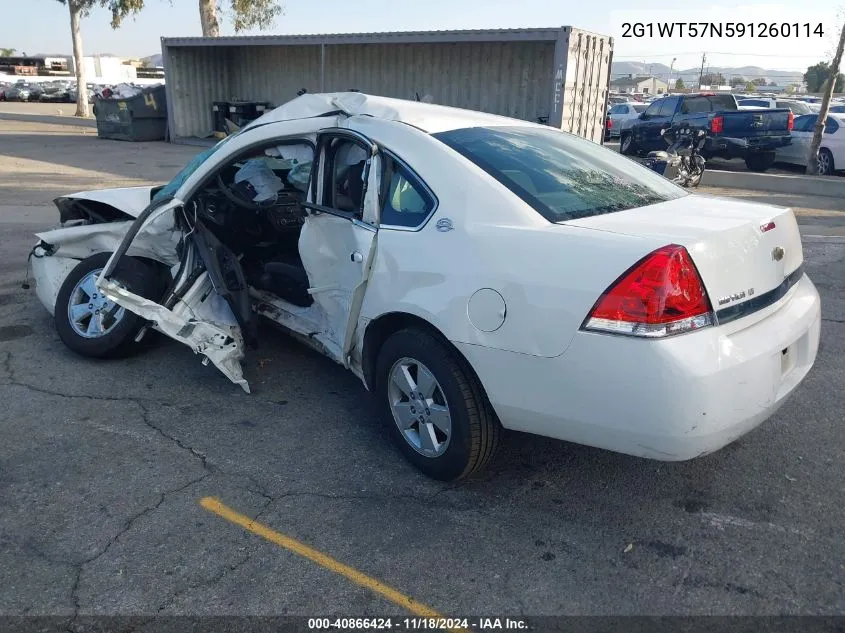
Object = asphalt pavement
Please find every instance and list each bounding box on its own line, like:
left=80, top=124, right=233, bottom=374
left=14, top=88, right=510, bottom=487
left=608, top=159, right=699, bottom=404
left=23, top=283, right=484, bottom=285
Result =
left=1, top=116, right=843, bottom=626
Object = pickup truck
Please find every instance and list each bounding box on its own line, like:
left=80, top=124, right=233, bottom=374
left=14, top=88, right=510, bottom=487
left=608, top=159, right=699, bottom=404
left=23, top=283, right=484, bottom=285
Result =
left=620, top=93, right=794, bottom=171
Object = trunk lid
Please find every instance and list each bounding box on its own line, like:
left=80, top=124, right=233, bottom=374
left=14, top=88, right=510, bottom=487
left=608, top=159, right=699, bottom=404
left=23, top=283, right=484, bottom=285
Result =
left=720, top=108, right=791, bottom=138
left=563, top=194, right=803, bottom=321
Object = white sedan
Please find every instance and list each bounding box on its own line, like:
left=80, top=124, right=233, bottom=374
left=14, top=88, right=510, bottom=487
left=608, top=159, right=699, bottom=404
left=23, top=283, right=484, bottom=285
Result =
left=775, top=113, right=845, bottom=175
left=607, top=102, right=647, bottom=137
left=30, top=93, right=820, bottom=480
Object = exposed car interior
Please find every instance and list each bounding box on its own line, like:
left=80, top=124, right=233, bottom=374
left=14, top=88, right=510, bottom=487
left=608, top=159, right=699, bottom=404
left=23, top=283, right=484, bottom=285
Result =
left=184, top=138, right=369, bottom=314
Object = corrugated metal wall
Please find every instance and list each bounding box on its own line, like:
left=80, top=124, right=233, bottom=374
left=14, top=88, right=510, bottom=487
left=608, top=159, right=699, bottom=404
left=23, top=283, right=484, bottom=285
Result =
left=230, top=45, right=322, bottom=106
left=166, top=41, right=556, bottom=138
left=554, top=29, right=612, bottom=143
left=321, top=42, right=554, bottom=121
left=166, top=46, right=234, bottom=138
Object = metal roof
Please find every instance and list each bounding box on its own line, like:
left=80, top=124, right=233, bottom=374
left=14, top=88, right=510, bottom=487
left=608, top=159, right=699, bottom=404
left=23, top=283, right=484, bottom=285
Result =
left=161, top=27, right=570, bottom=48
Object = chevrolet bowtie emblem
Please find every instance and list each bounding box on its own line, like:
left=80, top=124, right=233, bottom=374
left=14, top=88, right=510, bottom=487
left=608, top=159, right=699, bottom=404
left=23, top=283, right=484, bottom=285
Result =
left=772, top=246, right=785, bottom=261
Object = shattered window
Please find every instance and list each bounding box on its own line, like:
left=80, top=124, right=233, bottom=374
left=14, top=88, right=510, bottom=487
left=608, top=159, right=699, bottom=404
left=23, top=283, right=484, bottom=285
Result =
left=434, top=126, right=687, bottom=222
left=153, top=133, right=238, bottom=202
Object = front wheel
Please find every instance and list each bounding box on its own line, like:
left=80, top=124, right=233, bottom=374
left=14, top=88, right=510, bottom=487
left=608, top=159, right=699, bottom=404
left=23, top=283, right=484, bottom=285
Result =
left=375, top=328, right=502, bottom=481
left=687, top=156, right=705, bottom=187
left=54, top=252, right=166, bottom=359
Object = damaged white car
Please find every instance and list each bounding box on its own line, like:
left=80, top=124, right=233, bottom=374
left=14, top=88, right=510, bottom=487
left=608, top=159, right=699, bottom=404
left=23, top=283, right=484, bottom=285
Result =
left=30, top=93, right=821, bottom=480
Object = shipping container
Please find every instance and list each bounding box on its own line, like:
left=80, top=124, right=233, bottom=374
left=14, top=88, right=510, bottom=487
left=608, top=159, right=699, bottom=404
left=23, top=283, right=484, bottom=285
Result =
left=161, top=27, right=613, bottom=144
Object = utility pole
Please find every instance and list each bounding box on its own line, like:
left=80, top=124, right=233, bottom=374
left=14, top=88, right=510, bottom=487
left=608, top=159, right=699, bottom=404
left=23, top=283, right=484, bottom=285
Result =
left=668, top=57, right=677, bottom=92
left=698, top=52, right=706, bottom=89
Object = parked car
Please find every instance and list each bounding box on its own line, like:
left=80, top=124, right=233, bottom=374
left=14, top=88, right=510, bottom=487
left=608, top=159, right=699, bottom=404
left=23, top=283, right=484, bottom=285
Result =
left=829, top=105, right=845, bottom=114
left=5, top=82, right=42, bottom=102
left=622, top=93, right=793, bottom=171
left=607, top=102, right=647, bottom=138
left=737, top=98, right=812, bottom=115
left=775, top=113, right=844, bottom=175
left=28, top=93, right=820, bottom=480
left=0, top=81, right=9, bottom=101
left=39, top=81, right=73, bottom=103
left=67, top=83, right=96, bottom=103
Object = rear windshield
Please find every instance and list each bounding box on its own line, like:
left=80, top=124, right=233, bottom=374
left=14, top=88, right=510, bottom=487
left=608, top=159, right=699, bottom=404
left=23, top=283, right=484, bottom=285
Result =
left=433, top=126, right=687, bottom=222
left=708, top=94, right=738, bottom=110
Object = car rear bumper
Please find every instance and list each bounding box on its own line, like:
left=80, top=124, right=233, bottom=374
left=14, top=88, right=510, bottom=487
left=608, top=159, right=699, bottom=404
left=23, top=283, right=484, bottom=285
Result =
left=457, top=274, right=821, bottom=460
left=707, top=135, right=792, bottom=157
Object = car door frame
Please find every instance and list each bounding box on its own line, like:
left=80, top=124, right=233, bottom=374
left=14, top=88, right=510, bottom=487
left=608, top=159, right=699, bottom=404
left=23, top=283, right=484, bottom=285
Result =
left=96, top=118, right=330, bottom=392
left=300, top=127, right=382, bottom=367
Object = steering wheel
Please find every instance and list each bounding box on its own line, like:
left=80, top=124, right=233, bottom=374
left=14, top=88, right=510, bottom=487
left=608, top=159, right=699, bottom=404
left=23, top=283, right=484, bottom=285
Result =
left=215, top=172, right=268, bottom=211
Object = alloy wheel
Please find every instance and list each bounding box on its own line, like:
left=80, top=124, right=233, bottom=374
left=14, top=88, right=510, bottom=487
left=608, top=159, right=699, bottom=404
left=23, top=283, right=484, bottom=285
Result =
left=67, top=269, right=126, bottom=338
left=387, top=357, right=452, bottom=457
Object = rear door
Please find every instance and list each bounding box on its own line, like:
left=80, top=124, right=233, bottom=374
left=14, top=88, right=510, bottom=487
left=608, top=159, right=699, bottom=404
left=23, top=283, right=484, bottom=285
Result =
left=299, top=129, right=381, bottom=364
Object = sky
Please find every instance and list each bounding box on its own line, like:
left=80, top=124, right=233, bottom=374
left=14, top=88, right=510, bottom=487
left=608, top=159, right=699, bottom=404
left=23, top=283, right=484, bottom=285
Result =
left=1, top=0, right=841, bottom=72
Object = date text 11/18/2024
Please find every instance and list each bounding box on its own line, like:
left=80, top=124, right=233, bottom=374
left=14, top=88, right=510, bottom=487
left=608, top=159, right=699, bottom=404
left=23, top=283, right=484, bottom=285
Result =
left=307, top=617, right=529, bottom=630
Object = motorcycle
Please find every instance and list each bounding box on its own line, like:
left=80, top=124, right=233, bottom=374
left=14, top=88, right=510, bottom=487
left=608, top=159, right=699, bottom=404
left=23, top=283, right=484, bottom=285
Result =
left=643, top=125, right=706, bottom=188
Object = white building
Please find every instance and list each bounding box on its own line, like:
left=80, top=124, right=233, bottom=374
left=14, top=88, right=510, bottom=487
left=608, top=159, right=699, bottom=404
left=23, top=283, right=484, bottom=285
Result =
left=73, top=55, right=137, bottom=83
left=610, top=75, right=669, bottom=96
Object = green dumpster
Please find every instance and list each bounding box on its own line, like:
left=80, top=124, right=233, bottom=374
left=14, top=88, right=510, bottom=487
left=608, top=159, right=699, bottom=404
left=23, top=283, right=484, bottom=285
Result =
left=93, top=85, right=168, bottom=142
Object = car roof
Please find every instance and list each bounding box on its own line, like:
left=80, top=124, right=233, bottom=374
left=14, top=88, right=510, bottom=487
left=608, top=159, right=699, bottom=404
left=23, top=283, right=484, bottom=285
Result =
left=248, top=92, right=540, bottom=134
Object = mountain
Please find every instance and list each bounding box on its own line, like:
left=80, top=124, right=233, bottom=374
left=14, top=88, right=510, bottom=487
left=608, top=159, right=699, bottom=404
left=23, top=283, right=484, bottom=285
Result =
left=611, top=61, right=805, bottom=85
left=141, top=54, right=163, bottom=67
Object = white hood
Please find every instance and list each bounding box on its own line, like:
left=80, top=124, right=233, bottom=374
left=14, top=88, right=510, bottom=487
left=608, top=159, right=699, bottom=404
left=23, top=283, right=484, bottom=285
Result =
left=59, top=185, right=159, bottom=219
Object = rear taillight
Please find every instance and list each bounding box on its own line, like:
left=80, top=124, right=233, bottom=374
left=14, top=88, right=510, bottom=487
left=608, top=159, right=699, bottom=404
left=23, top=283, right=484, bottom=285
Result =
left=710, top=115, right=724, bottom=134
left=582, top=245, right=714, bottom=338
left=787, top=111, right=794, bottom=131
left=607, top=118, right=613, bottom=129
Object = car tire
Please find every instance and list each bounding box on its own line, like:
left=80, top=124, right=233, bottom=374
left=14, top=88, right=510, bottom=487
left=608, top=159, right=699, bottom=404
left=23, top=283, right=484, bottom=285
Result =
left=54, top=252, right=166, bottom=359
left=375, top=328, right=502, bottom=481
left=818, top=148, right=835, bottom=175
left=745, top=152, right=776, bottom=172
left=620, top=133, right=637, bottom=155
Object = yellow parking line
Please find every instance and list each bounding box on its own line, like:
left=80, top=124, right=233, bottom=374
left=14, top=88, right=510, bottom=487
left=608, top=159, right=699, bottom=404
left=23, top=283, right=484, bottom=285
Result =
left=200, top=497, right=455, bottom=622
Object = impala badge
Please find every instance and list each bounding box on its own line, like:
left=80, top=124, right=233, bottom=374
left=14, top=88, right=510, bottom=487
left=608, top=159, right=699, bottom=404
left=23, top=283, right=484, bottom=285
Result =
left=772, top=246, right=785, bottom=262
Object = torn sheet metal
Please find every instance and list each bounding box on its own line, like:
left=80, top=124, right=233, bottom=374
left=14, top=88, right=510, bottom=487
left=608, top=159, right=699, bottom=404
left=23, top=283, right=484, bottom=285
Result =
left=58, top=186, right=158, bottom=219
left=35, top=216, right=181, bottom=268
left=97, top=272, right=250, bottom=393
left=247, top=92, right=521, bottom=135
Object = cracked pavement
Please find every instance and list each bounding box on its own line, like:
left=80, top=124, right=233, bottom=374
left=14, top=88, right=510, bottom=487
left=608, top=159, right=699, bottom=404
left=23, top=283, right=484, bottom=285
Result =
left=0, top=116, right=844, bottom=623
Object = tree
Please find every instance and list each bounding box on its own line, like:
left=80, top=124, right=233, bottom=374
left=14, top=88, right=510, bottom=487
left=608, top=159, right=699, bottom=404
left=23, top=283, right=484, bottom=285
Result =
left=729, top=76, right=746, bottom=87
left=745, top=82, right=756, bottom=92
left=674, top=78, right=685, bottom=90
left=700, top=73, right=725, bottom=86
left=804, top=61, right=845, bottom=93
left=0, top=48, right=16, bottom=57
left=56, top=1, right=144, bottom=117
left=198, top=0, right=284, bottom=37
left=807, top=22, right=845, bottom=175
left=751, top=77, right=767, bottom=86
